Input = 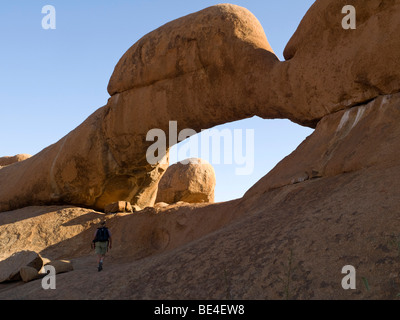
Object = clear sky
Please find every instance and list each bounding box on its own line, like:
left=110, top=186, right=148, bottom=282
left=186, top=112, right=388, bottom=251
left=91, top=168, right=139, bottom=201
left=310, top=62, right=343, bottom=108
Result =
left=0, top=0, right=315, bottom=202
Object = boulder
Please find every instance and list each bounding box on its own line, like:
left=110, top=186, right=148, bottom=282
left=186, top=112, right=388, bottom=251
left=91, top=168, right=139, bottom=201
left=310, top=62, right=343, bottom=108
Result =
left=156, top=158, right=216, bottom=204
left=0, top=154, right=31, bottom=167
left=277, top=0, right=400, bottom=125
left=104, top=201, right=133, bottom=214
left=45, top=260, right=74, bottom=274
left=0, top=251, right=43, bottom=283
left=19, top=260, right=74, bottom=283
left=20, top=266, right=40, bottom=283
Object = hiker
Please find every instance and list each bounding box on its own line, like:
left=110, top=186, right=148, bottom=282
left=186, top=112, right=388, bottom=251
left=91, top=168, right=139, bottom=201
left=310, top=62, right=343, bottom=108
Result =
left=91, top=220, right=112, bottom=272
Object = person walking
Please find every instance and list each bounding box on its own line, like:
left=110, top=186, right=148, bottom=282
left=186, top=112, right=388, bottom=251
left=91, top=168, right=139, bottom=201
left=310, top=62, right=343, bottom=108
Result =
left=91, top=220, right=112, bottom=271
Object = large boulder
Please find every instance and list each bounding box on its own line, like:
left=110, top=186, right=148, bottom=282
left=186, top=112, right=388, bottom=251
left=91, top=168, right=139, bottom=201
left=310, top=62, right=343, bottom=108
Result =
left=276, top=0, right=400, bottom=125
left=45, top=260, right=74, bottom=274
left=19, top=266, right=41, bottom=283
left=0, top=251, right=43, bottom=283
left=156, top=158, right=216, bottom=204
left=19, top=260, right=74, bottom=283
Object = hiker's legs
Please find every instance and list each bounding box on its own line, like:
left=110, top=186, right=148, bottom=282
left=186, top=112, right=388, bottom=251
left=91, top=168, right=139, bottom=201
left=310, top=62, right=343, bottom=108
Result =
left=95, top=241, right=108, bottom=271
left=97, top=254, right=105, bottom=264
left=95, top=242, right=107, bottom=259
left=97, top=254, right=105, bottom=271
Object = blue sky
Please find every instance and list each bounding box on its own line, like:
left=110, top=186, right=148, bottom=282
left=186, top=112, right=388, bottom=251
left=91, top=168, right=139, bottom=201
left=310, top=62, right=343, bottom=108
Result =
left=0, top=1, right=315, bottom=202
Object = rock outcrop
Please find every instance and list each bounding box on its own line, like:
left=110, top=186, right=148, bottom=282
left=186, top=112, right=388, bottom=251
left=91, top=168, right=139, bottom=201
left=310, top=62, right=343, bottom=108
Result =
left=156, top=158, right=216, bottom=204
left=2, top=92, right=400, bottom=299
left=279, top=0, right=400, bottom=125
left=244, top=93, right=400, bottom=199
left=1, top=1, right=400, bottom=300
left=0, top=4, right=276, bottom=212
left=0, top=202, right=242, bottom=269
left=104, top=201, right=134, bottom=214
left=1, top=2, right=399, bottom=212
left=0, top=154, right=31, bottom=167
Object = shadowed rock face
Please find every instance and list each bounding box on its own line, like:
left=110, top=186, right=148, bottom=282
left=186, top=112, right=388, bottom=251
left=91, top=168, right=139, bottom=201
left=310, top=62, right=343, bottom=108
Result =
left=1, top=1, right=400, bottom=212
